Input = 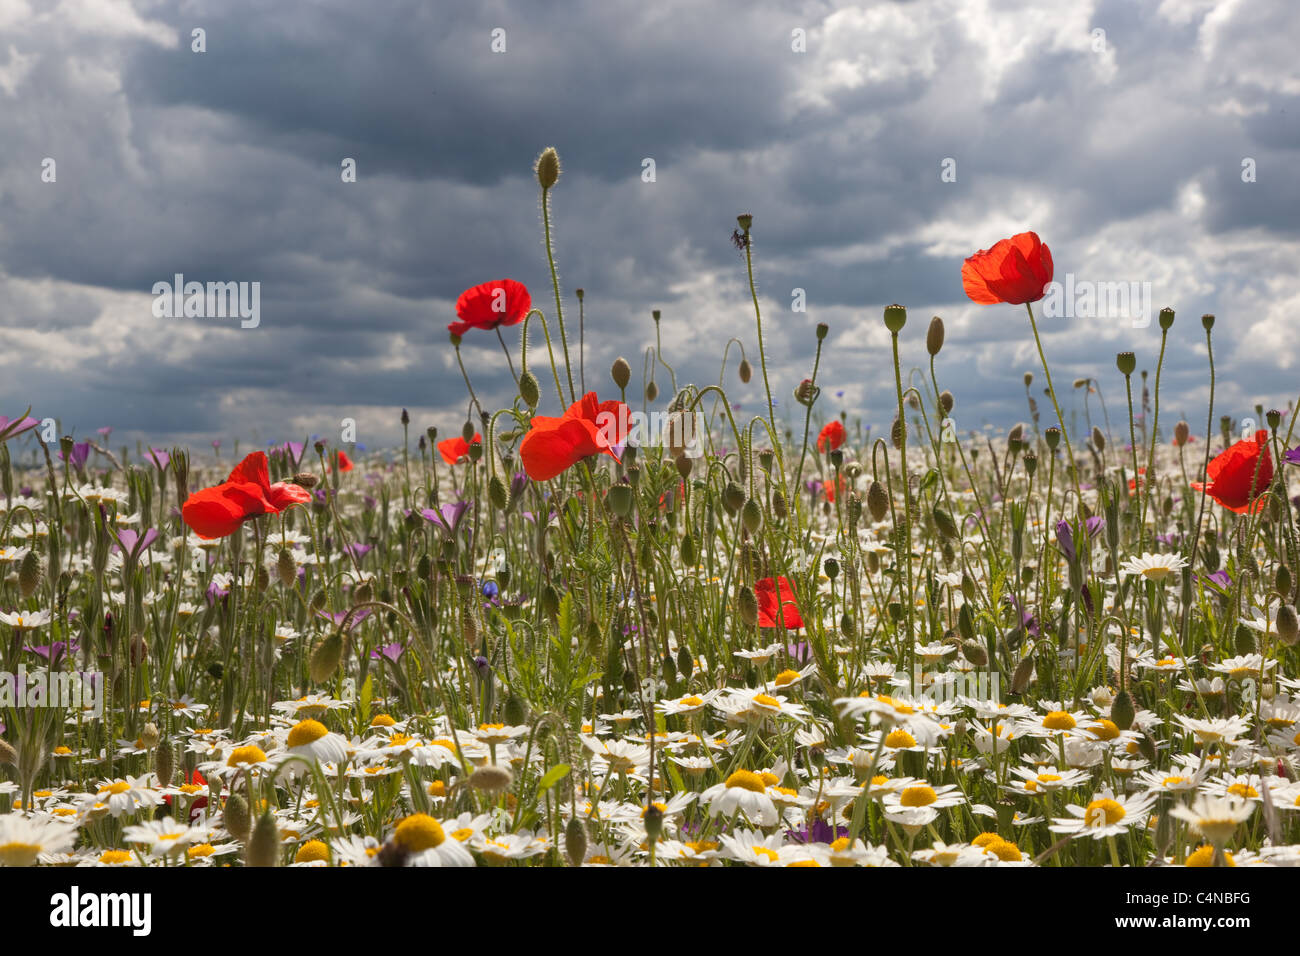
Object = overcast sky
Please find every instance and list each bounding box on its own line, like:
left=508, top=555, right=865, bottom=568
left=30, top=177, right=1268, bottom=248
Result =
left=1, top=0, right=1298, bottom=458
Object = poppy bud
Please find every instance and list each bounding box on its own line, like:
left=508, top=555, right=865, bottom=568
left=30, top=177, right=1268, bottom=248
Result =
left=565, top=817, right=588, bottom=867
left=722, top=481, right=745, bottom=514
left=1158, top=307, right=1175, bottom=330
left=426, top=426, right=437, bottom=445
left=535, top=147, right=560, bottom=189
left=1116, top=352, right=1136, bottom=376
left=519, top=371, right=540, bottom=409
left=469, top=764, right=514, bottom=794
left=276, top=548, right=297, bottom=588
left=741, top=498, right=763, bottom=534
left=1235, top=623, right=1255, bottom=656
left=1011, top=656, right=1035, bottom=694
left=676, top=644, right=693, bottom=679
left=680, top=532, right=697, bottom=566
left=933, top=506, right=958, bottom=541
left=891, top=417, right=903, bottom=449
left=488, top=475, right=509, bottom=511
left=961, top=638, right=987, bottom=667
left=738, top=586, right=759, bottom=626
left=154, top=738, right=174, bottom=787
left=795, top=379, right=819, bottom=405
left=772, top=490, right=787, bottom=520
left=18, top=549, right=41, bottom=599
left=1110, top=689, right=1135, bottom=731
left=401, top=408, right=410, bottom=426
left=958, top=602, right=975, bottom=643
left=224, top=793, right=251, bottom=841
left=1278, top=604, right=1299, bottom=646
left=1173, top=421, right=1190, bottom=447
left=883, top=304, right=907, bottom=333
left=1008, top=423, right=1024, bottom=445
left=867, top=481, right=889, bottom=522
left=1092, top=427, right=1105, bottom=452
left=738, top=359, right=752, bottom=384
left=610, top=357, right=631, bottom=391
left=926, top=316, right=945, bottom=355
left=645, top=381, right=659, bottom=402
left=246, top=808, right=280, bottom=867
left=1277, top=564, right=1292, bottom=596
left=814, top=322, right=829, bottom=342
left=1023, top=372, right=1033, bottom=387
left=0, top=739, right=14, bottom=766
left=310, top=632, right=344, bottom=683
left=1202, top=313, right=1215, bottom=330
left=940, top=391, right=954, bottom=414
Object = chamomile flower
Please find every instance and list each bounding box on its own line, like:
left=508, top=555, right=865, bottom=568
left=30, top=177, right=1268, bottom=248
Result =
left=1170, top=794, right=1254, bottom=846
left=122, top=817, right=208, bottom=857
left=701, top=769, right=779, bottom=826
left=1049, top=789, right=1154, bottom=839
left=389, top=813, right=475, bottom=867
left=1118, top=552, right=1188, bottom=581
left=0, top=813, right=78, bottom=866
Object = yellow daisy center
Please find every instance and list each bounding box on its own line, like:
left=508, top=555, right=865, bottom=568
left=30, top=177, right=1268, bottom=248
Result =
left=985, top=839, right=1022, bottom=862
left=899, top=785, right=937, bottom=807
left=884, top=729, right=917, bottom=749
left=227, top=745, right=267, bottom=767
left=370, top=714, right=396, bottom=727
left=287, top=719, right=329, bottom=748
left=774, top=670, right=801, bottom=686
left=1185, top=845, right=1234, bottom=867
left=752, top=694, right=781, bottom=709
left=0, top=842, right=42, bottom=866
left=1227, top=783, right=1258, bottom=799
left=101, top=781, right=132, bottom=795
left=294, top=840, right=330, bottom=864
left=98, top=850, right=132, bottom=865
left=725, top=770, right=767, bottom=793
left=680, top=695, right=704, bottom=707
left=1084, top=798, right=1125, bottom=826
left=1043, top=711, right=1076, bottom=730
left=972, top=832, right=1000, bottom=847
left=187, top=844, right=215, bottom=859
left=1088, top=719, right=1120, bottom=741
left=393, top=813, right=446, bottom=852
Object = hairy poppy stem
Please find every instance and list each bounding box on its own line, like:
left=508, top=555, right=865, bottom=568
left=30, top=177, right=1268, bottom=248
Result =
left=741, top=225, right=777, bottom=437
left=1024, top=302, right=1081, bottom=503
left=1180, top=324, right=1215, bottom=654
left=540, top=187, right=577, bottom=404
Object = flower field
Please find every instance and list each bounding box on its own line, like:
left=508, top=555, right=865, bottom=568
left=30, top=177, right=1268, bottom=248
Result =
left=2, top=148, right=1299, bottom=871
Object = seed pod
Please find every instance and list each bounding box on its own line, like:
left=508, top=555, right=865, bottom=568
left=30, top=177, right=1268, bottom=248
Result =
left=309, top=632, right=344, bottom=683
left=224, top=792, right=251, bottom=841
left=1116, top=352, right=1136, bottom=376
left=565, top=817, right=588, bottom=866
left=18, top=549, right=41, bottom=599
left=610, top=357, right=631, bottom=391
left=246, top=808, right=281, bottom=867
left=1110, top=689, right=1136, bottom=731
left=867, top=481, right=889, bottom=522
left=926, top=315, right=945, bottom=355
left=738, top=359, right=752, bottom=384
left=1277, top=604, right=1299, bottom=647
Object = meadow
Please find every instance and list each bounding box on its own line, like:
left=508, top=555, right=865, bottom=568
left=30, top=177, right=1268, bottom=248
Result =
left=1, top=147, right=1296, bottom=868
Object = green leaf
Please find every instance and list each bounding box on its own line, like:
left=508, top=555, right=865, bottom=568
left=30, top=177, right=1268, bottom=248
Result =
left=538, top=764, right=571, bottom=793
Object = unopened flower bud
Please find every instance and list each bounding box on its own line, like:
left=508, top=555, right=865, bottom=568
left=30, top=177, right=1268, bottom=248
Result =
left=310, top=632, right=344, bottom=684
left=565, top=817, right=588, bottom=866
left=867, top=481, right=889, bottom=522
left=535, top=147, right=561, bottom=189
left=469, top=764, right=514, bottom=794
left=519, top=371, right=541, bottom=409
left=1110, top=689, right=1135, bottom=731
left=926, top=316, right=945, bottom=355
left=738, top=586, right=758, bottom=626
left=1277, top=604, right=1299, bottom=647
left=246, top=808, right=281, bottom=867
left=610, top=357, right=631, bottom=391
left=738, top=359, right=752, bottom=384
left=224, top=792, right=251, bottom=841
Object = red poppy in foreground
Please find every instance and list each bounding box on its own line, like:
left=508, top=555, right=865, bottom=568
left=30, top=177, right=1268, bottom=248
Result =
left=449, top=279, right=531, bottom=337
left=755, top=577, right=803, bottom=630
left=817, top=420, right=846, bottom=453
left=519, top=392, right=629, bottom=482
left=1191, top=429, right=1273, bottom=514
left=438, top=433, right=481, bottom=466
left=182, top=451, right=312, bottom=539
left=962, top=232, right=1053, bottom=305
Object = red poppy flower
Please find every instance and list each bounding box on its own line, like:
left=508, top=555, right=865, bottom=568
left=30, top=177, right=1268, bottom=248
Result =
left=437, top=433, right=481, bottom=466
left=817, top=420, right=847, bottom=454
left=448, top=279, right=531, bottom=337
left=1191, top=430, right=1274, bottom=514
left=962, top=232, right=1053, bottom=305
left=182, top=451, right=312, bottom=540
left=519, top=392, right=630, bottom=482
left=755, top=577, right=803, bottom=630
left=823, top=475, right=847, bottom=503
left=336, top=450, right=354, bottom=472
